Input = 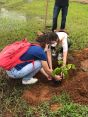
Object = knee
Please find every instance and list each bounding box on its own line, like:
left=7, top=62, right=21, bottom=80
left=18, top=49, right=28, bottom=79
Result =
left=34, top=60, right=42, bottom=67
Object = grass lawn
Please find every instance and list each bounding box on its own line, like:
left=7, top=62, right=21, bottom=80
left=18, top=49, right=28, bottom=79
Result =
left=0, top=0, right=88, bottom=116
left=0, top=0, right=88, bottom=49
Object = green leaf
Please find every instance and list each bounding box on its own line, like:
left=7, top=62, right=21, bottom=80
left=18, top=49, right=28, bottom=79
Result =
left=52, top=67, right=61, bottom=77
left=58, top=60, right=63, bottom=65
left=71, top=64, right=76, bottom=69
left=66, top=64, right=72, bottom=70
left=63, top=70, right=68, bottom=76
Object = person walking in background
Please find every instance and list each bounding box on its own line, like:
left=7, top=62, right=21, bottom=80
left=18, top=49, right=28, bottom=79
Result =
left=52, top=0, right=69, bottom=32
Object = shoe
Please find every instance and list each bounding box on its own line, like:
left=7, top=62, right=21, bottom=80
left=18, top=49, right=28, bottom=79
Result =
left=22, top=78, right=38, bottom=85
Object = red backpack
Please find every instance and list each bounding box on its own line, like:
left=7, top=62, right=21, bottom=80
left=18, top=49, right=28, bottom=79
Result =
left=0, top=39, right=39, bottom=70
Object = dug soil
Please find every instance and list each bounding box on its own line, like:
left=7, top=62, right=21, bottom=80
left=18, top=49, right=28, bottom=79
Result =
left=22, top=48, right=88, bottom=105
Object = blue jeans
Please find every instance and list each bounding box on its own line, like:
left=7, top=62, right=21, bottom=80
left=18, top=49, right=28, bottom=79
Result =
left=52, top=5, right=68, bottom=31
left=6, top=60, right=42, bottom=80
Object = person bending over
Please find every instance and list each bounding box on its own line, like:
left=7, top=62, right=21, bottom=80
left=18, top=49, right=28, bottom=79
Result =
left=6, top=32, right=62, bottom=85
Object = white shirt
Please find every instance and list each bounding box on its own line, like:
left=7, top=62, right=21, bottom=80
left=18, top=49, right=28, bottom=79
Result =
left=56, top=32, right=68, bottom=52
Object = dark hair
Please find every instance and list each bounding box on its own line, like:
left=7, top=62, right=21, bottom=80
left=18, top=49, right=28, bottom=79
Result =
left=36, top=32, right=58, bottom=48
left=36, top=34, right=48, bottom=48
left=48, top=32, right=58, bottom=42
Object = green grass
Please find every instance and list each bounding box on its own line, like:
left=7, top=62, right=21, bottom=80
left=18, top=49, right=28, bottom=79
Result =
left=0, top=0, right=88, bottom=116
left=67, top=2, right=88, bottom=49
left=0, top=0, right=88, bottom=49
left=0, top=78, right=88, bottom=117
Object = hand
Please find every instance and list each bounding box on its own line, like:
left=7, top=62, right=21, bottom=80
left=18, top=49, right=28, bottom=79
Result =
left=54, top=75, right=62, bottom=81
left=47, top=76, right=52, bottom=81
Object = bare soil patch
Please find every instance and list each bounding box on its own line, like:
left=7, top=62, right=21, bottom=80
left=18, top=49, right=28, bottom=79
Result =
left=50, top=103, right=63, bottom=112
left=22, top=48, right=88, bottom=105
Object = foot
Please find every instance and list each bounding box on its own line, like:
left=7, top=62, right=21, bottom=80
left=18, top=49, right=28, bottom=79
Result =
left=22, top=78, right=38, bottom=85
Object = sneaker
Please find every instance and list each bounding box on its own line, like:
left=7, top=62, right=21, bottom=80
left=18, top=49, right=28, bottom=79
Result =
left=22, top=78, right=38, bottom=85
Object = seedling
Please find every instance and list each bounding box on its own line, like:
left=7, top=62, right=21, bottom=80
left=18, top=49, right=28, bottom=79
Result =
left=52, top=61, right=76, bottom=79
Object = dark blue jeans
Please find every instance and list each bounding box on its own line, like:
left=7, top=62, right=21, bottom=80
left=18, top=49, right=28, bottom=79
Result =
left=52, top=5, right=68, bottom=31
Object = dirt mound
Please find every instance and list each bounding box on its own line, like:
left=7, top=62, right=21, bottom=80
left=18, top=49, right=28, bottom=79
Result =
left=22, top=48, right=88, bottom=105
left=22, top=86, right=51, bottom=105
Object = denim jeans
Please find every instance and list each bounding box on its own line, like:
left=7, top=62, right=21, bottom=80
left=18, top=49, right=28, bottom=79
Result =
left=52, top=5, right=68, bottom=31
left=6, top=60, right=42, bottom=80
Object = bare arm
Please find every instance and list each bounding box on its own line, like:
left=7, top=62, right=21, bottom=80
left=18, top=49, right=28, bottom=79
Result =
left=41, top=61, right=52, bottom=76
left=61, top=34, right=68, bottom=66
left=45, top=44, right=53, bottom=70
left=41, top=60, right=62, bottom=81
left=46, top=48, right=53, bottom=70
left=63, top=51, right=68, bottom=66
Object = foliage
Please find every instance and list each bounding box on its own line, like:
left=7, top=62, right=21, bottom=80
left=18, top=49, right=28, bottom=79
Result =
left=0, top=70, right=88, bottom=116
left=0, top=0, right=88, bottom=116
left=0, top=0, right=88, bottom=49
left=52, top=61, right=76, bottom=78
